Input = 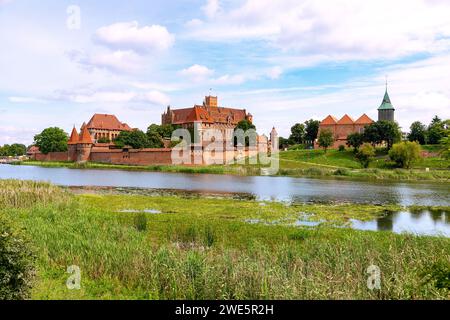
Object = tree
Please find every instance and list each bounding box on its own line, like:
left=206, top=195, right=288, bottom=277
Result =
left=147, top=123, right=179, bottom=140
left=378, top=120, right=402, bottom=149
left=346, top=132, right=364, bottom=152
left=235, top=119, right=256, bottom=132
left=304, top=119, right=320, bottom=146
left=440, top=136, right=450, bottom=159
left=427, top=116, right=445, bottom=145
left=289, top=123, right=305, bottom=144
left=318, top=129, right=334, bottom=152
left=408, top=121, right=427, bottom=145
left=33, top=127, right=68, bottom=154
left=362, top=123, right=382, bottom=146
left=388, top=141, right=422, bottom=169
left=356, top=143, right=375, bottom=168
left=114, top=130, right=150, bottom=149
left=234, top=120, right=256, bottom=147
left=278, top=137, right=291, bottom=149
left=363, top=121, right=401, bottom=149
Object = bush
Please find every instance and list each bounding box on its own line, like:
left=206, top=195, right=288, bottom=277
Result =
left=133, top=213, right=148, bottom=232
left=0, top=216, right=35, bottom=300
left=356, top=143, right=375, bottom=168
left=333, top=168, right=350, bottom=176
left=389, top=141, right=422, bottom=169
left=338, top=145, right=345, bottom=152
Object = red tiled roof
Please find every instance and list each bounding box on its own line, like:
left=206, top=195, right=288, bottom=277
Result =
left=321, top=115, right=338, bottom=125
left=68, top=127, right=80, bottom=145
left=86, top=114, right=132, bottom=131
left=170, top=106, right=247, bottom=125
left=355, top=113, right=374, bottom=124
left=78, top=126, right=93, bottom=144
left=337, top=114, right=355, bottom=125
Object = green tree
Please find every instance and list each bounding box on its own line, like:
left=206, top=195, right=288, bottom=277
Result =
left=33, top=127, right=68, bottom=154
left=234, top=120, right=256, bottom=147
left=427, top=116, right=445, bottom=145
left=235, top=119, right=256, bottom=132
left=362, top=123, right=383, bottom=146
left=115, top=130, right=150, bottom=149
left=408, top=121, right=427, bottom=144
left=318, top=129, right=334, bottom=153
left=278, top=137, right=291, bottom=149
left=356, top=143, right=375, bottom=168
left=147, top=123, right=179, bottom=139
left=346, top=132, right=364, bottom=152
left=440, top=136, right=450, bottom=159
left=289, top=123, right=305, bottom=144
left=304, top=119, right=320, bottom=146
left=378, top=120, right=402, bottom=149
left=363, top=121, right=401, bottom=149
left=388, top=141, right=422, bottom=169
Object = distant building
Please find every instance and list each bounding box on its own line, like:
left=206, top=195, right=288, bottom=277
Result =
left=162, top=95, right=253, bottom=143
left=378, top=86, right=395, bottom=122
left=316, top=114, right=374, bottom=149
left=85, top=114, right=132, bottom=142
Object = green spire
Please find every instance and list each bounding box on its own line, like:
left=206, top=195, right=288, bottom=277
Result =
left=378, top=85, right=394, bottom=110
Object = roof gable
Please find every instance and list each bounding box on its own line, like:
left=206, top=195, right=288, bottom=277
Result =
left=321, top=115, right=338, bottom=125
left=337, top=114, right=355, bottom=124
left=355, top=114, right=374, bottom=124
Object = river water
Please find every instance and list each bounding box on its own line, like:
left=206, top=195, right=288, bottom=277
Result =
left=1, top=164, right=449, bottom=206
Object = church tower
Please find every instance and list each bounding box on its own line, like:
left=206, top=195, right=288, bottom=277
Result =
left=378, top=83, right=395, bottom=122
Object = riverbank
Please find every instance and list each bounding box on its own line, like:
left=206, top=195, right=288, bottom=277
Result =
left=14, top=148, right=450, bottom=182
left=1, top=180, right=449, bottom=299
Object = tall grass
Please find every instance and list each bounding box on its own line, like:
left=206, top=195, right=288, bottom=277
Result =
left=1, top=181, right=449, bottom=299
left=0, top=179, right=69, bottom=208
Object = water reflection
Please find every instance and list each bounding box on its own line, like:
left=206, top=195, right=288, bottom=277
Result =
left=0, top=164, right=449, bottom=206
left=351, top=210, right=450, bottom=237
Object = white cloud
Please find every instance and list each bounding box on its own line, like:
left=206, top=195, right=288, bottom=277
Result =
left=212, top=74, right=247, bottom=85
left=202, top=0, right=222, bottom=19
left=68, top=49, right=143, bottom=73
left=180, top=64, right=214, bottom=81
left=266, top=66, right=282, bottom=80
left=186, top=0, right=450, bottom=63
left=95, top=21, right=175, bottom=52
left=8, top=96, right=47, bottom=103
left=140, top=90, right=170, bottom=106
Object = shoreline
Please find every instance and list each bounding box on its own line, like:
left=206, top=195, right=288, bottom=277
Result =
left=9, top=159, right=450, bottom=183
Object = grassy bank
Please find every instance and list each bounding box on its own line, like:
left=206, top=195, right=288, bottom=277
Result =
left=1, top=180, right=449, bottom=300
left=15, top=147, right=450, bottom=182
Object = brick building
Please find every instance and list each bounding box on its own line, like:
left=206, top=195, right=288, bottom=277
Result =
left=316, top=114, right=374, bottom=149
left=85, top=114, right=132, bottom=143
left=162, top=96, right=253, bottom=143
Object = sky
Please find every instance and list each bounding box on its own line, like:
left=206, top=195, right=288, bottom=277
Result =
left=1, top=0, right=450, bottom=145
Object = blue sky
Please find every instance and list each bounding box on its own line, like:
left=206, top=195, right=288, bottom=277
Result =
left=1, top=0, right=450, bottom=145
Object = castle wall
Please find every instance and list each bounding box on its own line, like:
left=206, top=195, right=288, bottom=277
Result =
left=89, top=148, right=172, bottom=165
left=34, top=151, right=69, bottom=162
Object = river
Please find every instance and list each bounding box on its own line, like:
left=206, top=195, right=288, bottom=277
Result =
left=1, top=164, right=449, bottom=206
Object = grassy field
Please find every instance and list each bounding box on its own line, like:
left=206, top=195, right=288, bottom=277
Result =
left=16, top=145, right=450, bottom=182
left=1, top=180, right=449, bottom=300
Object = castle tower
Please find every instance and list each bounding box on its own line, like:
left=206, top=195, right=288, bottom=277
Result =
left=378, top=84, right=395, bottom=122
left=67, top=126, right=80, bottom=162
left=270, top=127, right=279, bottom=153
left=77, top=126, right=93, bottom=162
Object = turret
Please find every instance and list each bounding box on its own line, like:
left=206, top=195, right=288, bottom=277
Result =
left=68, top=126, right=79, bottom=161
left=77, top=126, right=93, bottom=162
left=270, top=127, right=279, bottom=153
left=378, top=84, right=395, bottom=122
